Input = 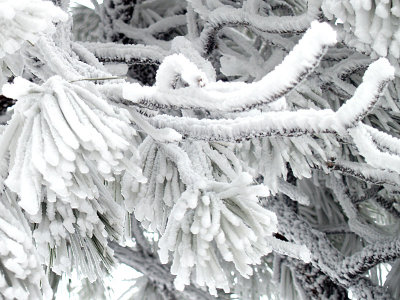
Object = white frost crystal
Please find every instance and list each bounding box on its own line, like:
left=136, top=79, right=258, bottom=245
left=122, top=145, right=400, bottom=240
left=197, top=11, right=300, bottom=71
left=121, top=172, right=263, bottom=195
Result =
left=0, top=0, right=68, bottom=58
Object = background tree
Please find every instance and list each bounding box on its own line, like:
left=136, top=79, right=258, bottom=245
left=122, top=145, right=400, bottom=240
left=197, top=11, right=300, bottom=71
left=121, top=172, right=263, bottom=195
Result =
left=0, top=0, right=400, bottom=299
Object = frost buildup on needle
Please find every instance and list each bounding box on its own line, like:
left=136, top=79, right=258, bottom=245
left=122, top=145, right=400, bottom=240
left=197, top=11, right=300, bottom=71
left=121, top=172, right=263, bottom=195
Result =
left=1, top=75, right=145, bottom=281
left=322, top=0, right=400, bottom=58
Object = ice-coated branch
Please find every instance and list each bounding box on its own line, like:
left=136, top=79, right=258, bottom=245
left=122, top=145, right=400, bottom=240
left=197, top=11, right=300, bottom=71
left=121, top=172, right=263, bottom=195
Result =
left=0, top=75, right=145, bottom=281
left=129, top=109, right=182, bottom=143
left=365, top=124, right=400, bottom=157
left=154, top=54, right=209, bottom=90
left=349, top=124, right=400, bottom=175
left=111, top=243, right=218, bottom=300
left=71, top=42, right=109, bottom=73
left=114, top=21, right=171, bottom=50
left=284, top=257, right=349, bottom=299
left=326, top=175, right=388, bottom=242
left=0, top=189, right=53, bottom=300
left=340, top=238, right=400, bottom=281
left=322, top=0, right=400, bottom=58
left=3, top=1, right=400, bottom=299
left=278, top=179, right=310, bottom=206
left=269, top=196, right=394, bottom=299
left=114, top=15, right=187, bottom=46
left=81, top=42, right=168, bottom=65
left=127, top=57, right=393, bottom=144
left=323, top=54, right=372, bottom=80
left=131, top=217, right=153, bottom=256
left=123, top=21, right=337, bottom=112
left=327, top=159, right=400, bottom=188
left=198, top=0, right=322, bottom=54
left=336, top=58, right=395, bottom=128
left=146, top=109, right=338, bottom=142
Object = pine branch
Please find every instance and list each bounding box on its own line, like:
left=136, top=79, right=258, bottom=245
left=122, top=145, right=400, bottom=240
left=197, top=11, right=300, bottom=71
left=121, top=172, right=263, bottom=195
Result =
left=114, top=15, right=187, bottom=44
left=340, top=239, right=400, bottom=281
left=81, top=42, right=167, bottom=65
left=327, top=159, right=400, bottom=188
left=111, top=243, right=218, bottom=300
left=144, top=56, right=391, bottom=141
left=326, top=175, right=389, bottom=242
left=285, top=257, right=349, bottom=300
left=146, top=109, right=338, bottom=142
left=269, top=196, right=394, bottom=299
left=131, top=217, right=153, bottom=256
left=198, top=0, right=322, bottom=54
left=123, top=21, right=337, bottom=112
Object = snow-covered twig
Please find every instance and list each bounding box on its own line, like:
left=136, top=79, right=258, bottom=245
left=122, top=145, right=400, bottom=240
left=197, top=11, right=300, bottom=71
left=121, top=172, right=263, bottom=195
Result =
left=198, top=0, right=322, bottom=54
left=340, top=238, right=400, bottom=281
left=146, top=109, right=338, bottom=141
left=145, top=56, right=392, bottom=141
left=270, top=196, right=393, bottom=299
left=111, top=242, right=218, bottom=300
left=123, top=21, right=337, bottom=112
left=327, top=159, right=400, bottom=188
left=81, top=42, right=168, bottom=65
left=326, top=175, right=388, bottom=242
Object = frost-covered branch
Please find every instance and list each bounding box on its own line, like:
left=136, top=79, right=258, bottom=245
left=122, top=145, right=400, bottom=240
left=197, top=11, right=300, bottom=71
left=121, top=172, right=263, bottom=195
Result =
left=131, top=217, right=153, bottom=256
left=198, top=0, right=322, bottom=54
left=111, top=243, right=218, bottom=300
left=269, top=196, right=394, bottom=299
left=340, top=238, right=400, bottom=281
left=81, top=42, right=168, bottom=65
left=328, top=159, right=400, bottom=188
left=2, top=0, right=400, bottom=299
left=348, top=123, right=400, bottom=177
left=284, top=257, right=349, bottom=299
left=336, top=59, right=395, bottom=127
left=114, top=15, right=187, bottom=48
left=143, top=56, right=392, bottom=142
left=0, top=0, right=67, bottom=58
left=326, top=175, right=389, bottom=242
left=146, top=109, right=337, bottom=141
left=123, top=21, right=337, bottom=112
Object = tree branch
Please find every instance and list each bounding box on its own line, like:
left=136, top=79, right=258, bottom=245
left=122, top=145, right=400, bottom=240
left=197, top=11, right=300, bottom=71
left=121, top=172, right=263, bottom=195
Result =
left=123, top=21, right=337, bottom=112
left=328, top=159, right=400, bottom=188
left=268, top=196, right=394, bottom=299
left=340, top=239, right=400, bottom=281
left=111, top=243, right=217, bottom=300
left=198, top=0, right=322, bottom=54
left=81, top=42, right=167, bottom=65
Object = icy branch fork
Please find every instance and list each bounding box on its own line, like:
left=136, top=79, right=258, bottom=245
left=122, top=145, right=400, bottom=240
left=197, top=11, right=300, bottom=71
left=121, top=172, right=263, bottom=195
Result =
left=122, top=22, right=395, bottom=144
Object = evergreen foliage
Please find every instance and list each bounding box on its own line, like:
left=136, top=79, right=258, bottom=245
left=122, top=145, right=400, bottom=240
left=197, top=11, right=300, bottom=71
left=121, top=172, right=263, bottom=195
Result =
left=0, top=0, right=400, bottom=299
